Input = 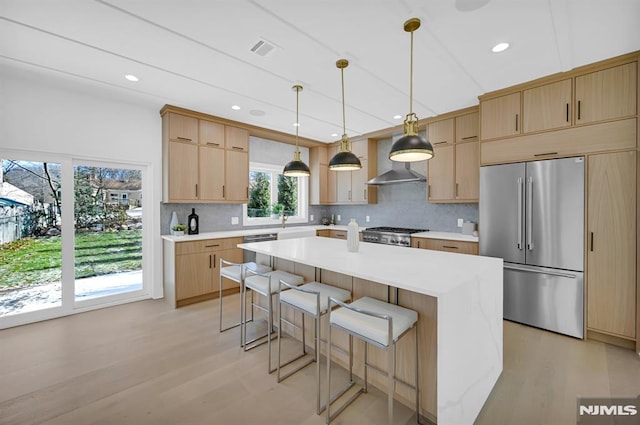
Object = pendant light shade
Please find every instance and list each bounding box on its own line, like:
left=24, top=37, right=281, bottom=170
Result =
left=283, top=85, right=310, bottom=177
left=389, top=18, right=434, bottom=162
left=329, top=59, right=362, bottom=171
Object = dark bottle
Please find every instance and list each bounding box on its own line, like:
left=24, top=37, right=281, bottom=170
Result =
left=188, top=208, right=199, bottom=235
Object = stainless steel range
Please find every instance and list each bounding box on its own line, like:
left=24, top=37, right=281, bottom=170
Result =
left=361, top=227, right=428, bottom=247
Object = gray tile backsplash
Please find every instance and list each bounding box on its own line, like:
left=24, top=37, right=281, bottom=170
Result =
left=161, top=136, right=478, bottom=235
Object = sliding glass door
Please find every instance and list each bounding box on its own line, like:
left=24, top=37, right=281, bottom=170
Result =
left=0, top=153, right=148, bottom=328
left=73, top=164, right=144, bottom=305
left=0, top=159, right=63, bottom=318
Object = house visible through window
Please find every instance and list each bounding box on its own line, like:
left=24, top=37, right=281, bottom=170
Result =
left=243, top=162, right=307, bottom=225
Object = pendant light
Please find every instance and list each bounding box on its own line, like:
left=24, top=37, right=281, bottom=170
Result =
left=389, top=18, right=434, bottom=162
left=328, top=59, right=362, bottom=171
left=283, top=84, right=311, bottom=177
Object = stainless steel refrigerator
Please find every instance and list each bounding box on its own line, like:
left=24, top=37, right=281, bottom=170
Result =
left=480, top=157, right=585, bottom=338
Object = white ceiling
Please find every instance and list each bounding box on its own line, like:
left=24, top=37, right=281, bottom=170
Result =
left=1, top=0, right=639, bottom=143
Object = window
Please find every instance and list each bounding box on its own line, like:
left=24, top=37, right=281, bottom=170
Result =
left=243, top=162, right=307, bottom=226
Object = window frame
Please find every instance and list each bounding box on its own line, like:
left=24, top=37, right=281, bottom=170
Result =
left=242, top=161, right=308, bottom=226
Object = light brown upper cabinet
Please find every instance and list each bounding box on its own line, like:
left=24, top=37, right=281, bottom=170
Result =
left=168, top=113, right=198, bottom=144
left=575, top=62, right=637, bottom=125
left=199, top=120, right=225, bottom=147
left=455, top=113, right=479, bottom=143
left=198, top=146, right=225, bottom=201
left=427, top=109, right=479, bottom=203
left=162, top=108, right=250, bottom=203
left=224, top=150, right=249, bottom=202
left=587, top=150, right=637, bottom=339
left=310, top=141, right=377, bottom=205
left=168, top=141, right=198, bottom=201
left=428, top=145, right=454, bottom=201
left=480, top=92, right=521, bottom=140
left=455, top=141, right=479, bottom=200
left=428, top=118, right=454, bottom=146
left=523, top=79, right=572, bottom=132
left=225, top=126, right=249, bottom=151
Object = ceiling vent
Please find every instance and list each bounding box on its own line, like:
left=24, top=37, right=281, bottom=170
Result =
left=250, top=38, right=276, bottom=57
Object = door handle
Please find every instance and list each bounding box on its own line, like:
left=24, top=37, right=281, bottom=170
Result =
left=213, top=254, right=216, bottom=268
left=517, top=178, right=523, bottom=250
left=527, top=177, right=533, bottom=251
left=566, top=103, right=569, bottom=122
left=590, top=232, right=594, bottom=252
left=209, top=254, right=212, bottom=269
left=504, top=264, right=577, bottom=279
left=515, top=114, right=519, bottom=131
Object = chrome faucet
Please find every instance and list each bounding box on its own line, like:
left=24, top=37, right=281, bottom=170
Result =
left=281, top=213, right=288, bottom=228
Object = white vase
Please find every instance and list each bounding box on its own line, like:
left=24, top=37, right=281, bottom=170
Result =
left=347, top=218, right=359, bottom=252
left=170, top=211, right=179, bottom=233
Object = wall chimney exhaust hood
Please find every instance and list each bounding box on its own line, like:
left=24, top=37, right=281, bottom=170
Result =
left=367, top=162, right=426, bottom=185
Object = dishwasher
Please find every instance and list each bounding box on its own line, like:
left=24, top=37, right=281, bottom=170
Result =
left=242, top=233, right=278, bottom=263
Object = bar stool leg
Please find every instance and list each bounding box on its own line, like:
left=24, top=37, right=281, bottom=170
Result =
left=364, top=342, right=368, bottom=393
left=326, top=321, right=332, bottom=424
left=415, top=325, right=420, bottom=423
left=388, top=344, right=395, bottom=425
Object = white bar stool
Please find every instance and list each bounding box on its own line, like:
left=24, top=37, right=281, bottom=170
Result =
left=242, top=269, right=304, bottom=373
left=219, top=259, right=272, bottom=345
left=326, top=296, right=420, bottom=425
left=277, top=281, right=352, bottom=414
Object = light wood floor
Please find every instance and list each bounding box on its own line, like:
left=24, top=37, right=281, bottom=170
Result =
left=1, top=296, right=639, bottom=425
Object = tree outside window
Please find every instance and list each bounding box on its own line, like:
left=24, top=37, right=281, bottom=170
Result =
left=245, top=164, right=306, bottom=223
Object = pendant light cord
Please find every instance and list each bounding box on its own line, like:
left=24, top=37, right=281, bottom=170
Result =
left=295, top=87, right=300, bottom=154
left=341, top=67, right=346, bottom=136
left=409, top=29, right=414, bottom=115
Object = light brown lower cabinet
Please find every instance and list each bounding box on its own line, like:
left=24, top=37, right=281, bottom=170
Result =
left=411, top=237, right=479, bottom=255
left=587, top=150, right=637, bottom=340
left=165, top=237, right=243, bottom=307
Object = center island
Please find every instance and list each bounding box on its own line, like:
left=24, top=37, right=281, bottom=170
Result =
left=238, top=236, right=503, bottom=425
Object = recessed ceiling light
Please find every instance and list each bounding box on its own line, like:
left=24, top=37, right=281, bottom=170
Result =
left=124, top=74, right=139, bottom=82
left=491, top=42, right=510, bottom=53
left=393, top=115, right=402, bottom=119
left=293, top=123, right=300, bottom=127
left=250, top=109, right=266, bottom=116
left=331, top=133, right=338, bottom=137
left=231, top=105, right=241, bottom=110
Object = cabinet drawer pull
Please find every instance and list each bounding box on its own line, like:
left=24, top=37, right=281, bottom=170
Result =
left=442, top=245, right=459, bottom=249
left=213, top=254, right=216, bottom=268
left=515, top=114, right=519, bottom=131
left=206, top=142, right=220, bottom=146
left=209, top=254, right=212, bottom=269
left=205, top=244, right=220, bottom=248
left=434, top=141, right=448, bottom=145
left=565, top=103, right=569, bottom=122
left=232, top=146, right=244, bottom=150
left=534, top=152, right=558, bottom=157
left=461, top=136, right=477, bottom=140
left=577, top=101, right=581, bottom=120
left=177, top=137, right=192, bottom=141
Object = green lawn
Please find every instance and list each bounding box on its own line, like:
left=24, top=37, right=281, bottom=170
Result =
left=0, top=230, right=142, bottom=289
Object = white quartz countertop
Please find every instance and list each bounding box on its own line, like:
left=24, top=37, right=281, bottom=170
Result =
left=162, top=226, right=478, bottom=243
left=412, top=231, right=479, bottom=242
left=161, top=224, right=356, bottom=242
left=238, top=237, right=500, bottom=298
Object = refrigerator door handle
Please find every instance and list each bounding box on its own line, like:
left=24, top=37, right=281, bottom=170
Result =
left=504, top=263, right=577, bottom=279
left=517, top=178, right=523, bottom=250
left=527, top=177, right=533, bottom=251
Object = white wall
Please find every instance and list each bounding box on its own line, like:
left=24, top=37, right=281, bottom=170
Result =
left=0, top=69, right=164, bottom=299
